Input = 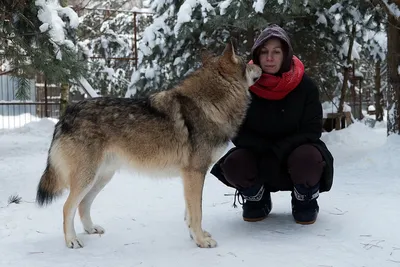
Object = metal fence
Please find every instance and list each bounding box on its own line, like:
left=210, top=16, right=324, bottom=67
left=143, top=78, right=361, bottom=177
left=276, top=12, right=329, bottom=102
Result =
left=0, top=75, right=62, bottom=129
left=0, top=8, right=152, bottom=130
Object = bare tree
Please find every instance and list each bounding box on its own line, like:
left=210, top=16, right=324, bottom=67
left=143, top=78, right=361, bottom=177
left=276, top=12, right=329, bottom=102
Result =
left=371, top=0, right=400, bottom=135
left=336, top=24, right=357, bottom=130
left=374, top=60, right=385, bottom=121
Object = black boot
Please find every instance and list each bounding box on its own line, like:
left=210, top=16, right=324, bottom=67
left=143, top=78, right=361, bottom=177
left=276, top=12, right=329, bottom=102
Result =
left=234, top=184, right=272, bottom=222
left=291, top=183, right=320, bottom=225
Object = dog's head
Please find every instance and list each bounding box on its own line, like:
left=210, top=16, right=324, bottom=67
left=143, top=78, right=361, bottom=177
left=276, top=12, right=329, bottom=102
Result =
left=202, top=41, right=261, bottom=88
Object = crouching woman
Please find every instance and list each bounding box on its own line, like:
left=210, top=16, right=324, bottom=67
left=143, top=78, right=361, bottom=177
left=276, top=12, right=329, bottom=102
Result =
left=210, top=24, right=334, bottom=225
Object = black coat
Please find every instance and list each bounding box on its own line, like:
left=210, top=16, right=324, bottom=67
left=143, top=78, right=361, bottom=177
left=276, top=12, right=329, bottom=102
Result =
left=210, top=73, right=334, bottom=193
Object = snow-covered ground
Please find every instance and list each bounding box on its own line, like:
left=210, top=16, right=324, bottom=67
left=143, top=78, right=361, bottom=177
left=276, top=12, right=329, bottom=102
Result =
left=1, top=118, right=400, bottom=267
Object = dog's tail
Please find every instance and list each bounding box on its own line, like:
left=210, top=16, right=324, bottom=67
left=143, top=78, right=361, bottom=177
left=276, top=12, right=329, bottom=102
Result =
left=36, top=136, right=66, bottom=207
left=36, top=158, right=64, bottom=206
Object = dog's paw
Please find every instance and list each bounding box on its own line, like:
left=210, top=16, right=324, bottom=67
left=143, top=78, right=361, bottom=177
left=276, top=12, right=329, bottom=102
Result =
left=66, top=237, right=84, bottom=249
left=195, top=236, right=217, bottom=248
left=189, top=230, right=212, bottom=240
left=203, top=230, right=212, bottom=238
left=84, top=224, right=105, bottom=235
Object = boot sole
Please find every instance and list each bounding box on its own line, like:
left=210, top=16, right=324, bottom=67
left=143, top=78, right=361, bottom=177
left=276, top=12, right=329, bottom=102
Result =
left=243, top=216, right=267, bottom=222
left=295, top=219, right=316, bottom=225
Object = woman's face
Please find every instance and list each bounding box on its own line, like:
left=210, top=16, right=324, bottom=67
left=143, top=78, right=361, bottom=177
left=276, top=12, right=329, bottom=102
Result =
left=258, top=38, right=284, bottom=74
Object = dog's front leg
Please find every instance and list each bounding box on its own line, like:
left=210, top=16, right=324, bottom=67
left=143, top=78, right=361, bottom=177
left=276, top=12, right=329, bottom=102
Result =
left=181, top=168, right=217, bottom=248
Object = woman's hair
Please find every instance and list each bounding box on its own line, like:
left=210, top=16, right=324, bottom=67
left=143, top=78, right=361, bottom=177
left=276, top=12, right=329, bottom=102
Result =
left=251, top=24, right=294, bottom=74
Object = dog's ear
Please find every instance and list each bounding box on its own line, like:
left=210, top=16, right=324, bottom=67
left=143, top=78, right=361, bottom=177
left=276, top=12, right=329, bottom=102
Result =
left=229, top=36, right=238, bottom=52
left=222, top=38, right=238, bottom=64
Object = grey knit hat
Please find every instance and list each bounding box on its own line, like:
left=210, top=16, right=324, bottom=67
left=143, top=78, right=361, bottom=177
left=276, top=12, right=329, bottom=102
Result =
left=251, top=24, right=293, bottom=73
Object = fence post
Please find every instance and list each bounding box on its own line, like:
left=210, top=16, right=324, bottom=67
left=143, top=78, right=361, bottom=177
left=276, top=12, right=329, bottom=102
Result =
left=44, top=79, right=49, bottom=117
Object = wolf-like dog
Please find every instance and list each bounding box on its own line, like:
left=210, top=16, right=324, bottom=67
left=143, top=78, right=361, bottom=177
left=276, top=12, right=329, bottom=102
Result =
left=35, top=42, right=262, bottom=249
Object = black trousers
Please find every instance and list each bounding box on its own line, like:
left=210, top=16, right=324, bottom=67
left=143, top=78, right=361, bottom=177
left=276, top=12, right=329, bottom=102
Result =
left=219, top=144, right=325, bottom=191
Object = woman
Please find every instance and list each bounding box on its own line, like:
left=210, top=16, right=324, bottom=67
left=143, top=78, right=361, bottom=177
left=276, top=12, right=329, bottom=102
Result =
left=210, top=24, right=334, bottom=225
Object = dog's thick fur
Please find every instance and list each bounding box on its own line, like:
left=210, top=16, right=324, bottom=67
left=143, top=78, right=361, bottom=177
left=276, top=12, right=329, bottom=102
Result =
left=36, top=42, right=262, bottom=249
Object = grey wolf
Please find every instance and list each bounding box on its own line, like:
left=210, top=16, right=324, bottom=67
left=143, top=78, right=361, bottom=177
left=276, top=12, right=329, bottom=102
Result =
left=35, top=42, right=262, bottom=249
left=210, top=24, right=334, bottom=224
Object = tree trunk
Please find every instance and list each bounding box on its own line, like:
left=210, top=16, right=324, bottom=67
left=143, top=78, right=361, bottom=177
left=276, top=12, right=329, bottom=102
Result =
left=59, top=0, right=69, bottom=116
left=336, top=23, right=356, bottom=130
left=374, top=60, right=384, bottom=121
left=358, top=80, right=363, bottom=120
left=386, top=13, right=400, bottom=135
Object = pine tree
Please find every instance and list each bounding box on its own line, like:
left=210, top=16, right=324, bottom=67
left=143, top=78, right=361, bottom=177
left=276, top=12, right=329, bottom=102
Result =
left=76, top=0, right=152, bottom=97
left=0, top=0, right=88, bottom=99
left=127, top=0, right=347, bottom=99
left=312, top=0, right=387, bottom=126
left=126, top=0, right=217, bottom=98
left=128, top=0, right=387, bottom=112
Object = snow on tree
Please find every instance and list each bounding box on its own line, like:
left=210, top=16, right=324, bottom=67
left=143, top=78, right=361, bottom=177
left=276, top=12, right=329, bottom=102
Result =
left=125, top=0, right=217, bottom=98
left=126, top=0, right=391, bottom=116
left=311, top=0, right=389, bottom=127
left=0, top=0, right=87, bottom=99
left=76, top=0, right=152, bottom=96
left=376, top=0, right=400, bottom=135
left=127, top=0, right=326, bottom=97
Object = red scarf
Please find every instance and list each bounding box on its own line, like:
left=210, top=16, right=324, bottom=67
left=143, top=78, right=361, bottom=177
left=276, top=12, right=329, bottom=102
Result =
left=249, top=56, right=305, bottom=100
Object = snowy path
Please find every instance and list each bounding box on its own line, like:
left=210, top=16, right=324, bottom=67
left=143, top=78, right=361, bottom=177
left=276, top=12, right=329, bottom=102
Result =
left=1, top=120, right=399, bottom=267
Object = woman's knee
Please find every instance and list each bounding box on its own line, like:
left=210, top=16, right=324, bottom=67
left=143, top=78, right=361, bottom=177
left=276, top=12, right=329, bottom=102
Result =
left=287, top=144, right=325, bottom=187
left=289, top=144, right=323, bottom=162
left=220, top=148, right=259, bottom=189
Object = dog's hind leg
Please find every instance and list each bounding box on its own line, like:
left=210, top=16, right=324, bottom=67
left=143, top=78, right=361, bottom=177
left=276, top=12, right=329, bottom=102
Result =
left=63, top=167, right=98, bottom=249
left=181, top=168, right=217, bottom=248
left=79, top=169, right=115, bottom=235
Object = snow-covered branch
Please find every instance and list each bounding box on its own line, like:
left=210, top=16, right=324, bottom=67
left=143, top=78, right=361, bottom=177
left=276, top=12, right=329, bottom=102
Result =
left=372, top=0, right=400, bottom=22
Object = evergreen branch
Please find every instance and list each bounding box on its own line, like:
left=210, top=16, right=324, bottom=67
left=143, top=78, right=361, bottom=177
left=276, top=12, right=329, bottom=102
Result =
left=0, top=69, right=15, bottom=76
left=82, top=0, right=94, bottom=10
left=369, top=0, right=400, bottom=26
left=14, top=9, right=37, bottom=30
left=84, top=0, right=133, bottom=33
left=8, top=194, right=22, bottom=205
left=13, top=76, right=31, bottom=100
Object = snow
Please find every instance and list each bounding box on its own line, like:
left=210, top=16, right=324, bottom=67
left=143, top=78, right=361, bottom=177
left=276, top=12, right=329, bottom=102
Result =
left=368, top=105, right=376, bottom=112
left=0, top=59, right=11, bottom=72
left=36, top=0, right=68, bottom=44
left=174, top=0, right=214, bottom=35
left=316, top=11, right=327, bottom=26
left=76, top=77, right=100, bottom=98
left=339, top=39, right=361, bottom=61
left=2, top=0, right=399, bottom=262
left=365, top=29, right=387, bottom=61
left=219, top=0, right=232, bottom=15
left=35, top=0, right=80, bottom=60
left=383, top=0, right=400, bottom=19
left=1, top=116, right=400, bottom=266
left=354, top=69, right=363, bottom=78
left=252, top=0, right=265, bottom=13
left=0, top=114, right=57, bottom=129
left=58, top=5, right=80, bottom=29
left=348, top=5, right=362, bottom=23
left=328, top=3, right=343, bottom=13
